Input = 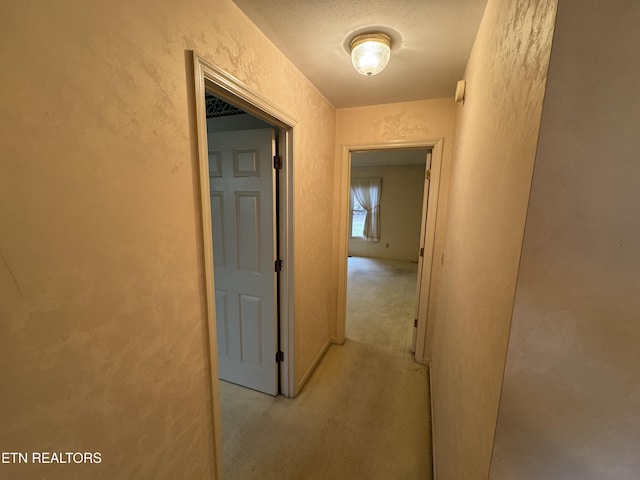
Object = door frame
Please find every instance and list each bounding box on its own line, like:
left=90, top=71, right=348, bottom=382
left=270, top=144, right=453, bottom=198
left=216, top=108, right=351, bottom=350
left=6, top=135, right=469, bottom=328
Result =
left=191, top=51, right=297, bottom=477
left=335, top=139, right=444, bottom=364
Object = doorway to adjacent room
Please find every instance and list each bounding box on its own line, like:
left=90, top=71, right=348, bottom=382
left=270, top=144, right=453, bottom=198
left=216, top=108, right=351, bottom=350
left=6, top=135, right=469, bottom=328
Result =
left=336, top=140, right=444, bottom=363
left=346, top=148, right=429, bottom=352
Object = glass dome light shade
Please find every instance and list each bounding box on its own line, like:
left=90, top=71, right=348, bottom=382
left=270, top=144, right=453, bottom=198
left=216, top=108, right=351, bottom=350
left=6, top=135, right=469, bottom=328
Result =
left=350, top=33, right=391, bottom=77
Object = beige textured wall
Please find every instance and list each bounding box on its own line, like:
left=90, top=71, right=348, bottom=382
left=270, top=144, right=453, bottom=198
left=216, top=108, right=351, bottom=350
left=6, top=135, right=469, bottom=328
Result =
left=490, top=1, right=640, bottom=478
left=0, top=0, right=335, bottom=478
left=349, top=166, right=425, bottom=261
left=428, top=0, right=557, bottom=478
left=334, top=99, right=456, bottom=341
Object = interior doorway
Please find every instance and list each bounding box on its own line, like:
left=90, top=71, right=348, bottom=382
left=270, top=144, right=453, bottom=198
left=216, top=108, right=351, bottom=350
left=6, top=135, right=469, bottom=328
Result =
left=191, top=52, right=297, bottom=478
left=346, top=149, right=428, bottom=352
left=336, top=140, right=444, bottom=364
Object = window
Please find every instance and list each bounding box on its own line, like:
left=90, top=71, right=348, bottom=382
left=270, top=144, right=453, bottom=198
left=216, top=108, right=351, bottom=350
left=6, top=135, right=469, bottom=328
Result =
left=350, top=178, right=382, bottom=241
left=351, top=195, right=366, bottom=238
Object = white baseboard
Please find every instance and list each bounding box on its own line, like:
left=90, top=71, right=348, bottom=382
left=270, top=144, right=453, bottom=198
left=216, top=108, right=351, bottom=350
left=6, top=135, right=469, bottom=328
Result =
left=295, top=337, right=332, bottom=395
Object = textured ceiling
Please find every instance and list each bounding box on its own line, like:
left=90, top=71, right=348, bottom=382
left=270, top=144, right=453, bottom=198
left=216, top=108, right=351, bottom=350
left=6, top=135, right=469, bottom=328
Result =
left=232, top=0, right=488, bottom=108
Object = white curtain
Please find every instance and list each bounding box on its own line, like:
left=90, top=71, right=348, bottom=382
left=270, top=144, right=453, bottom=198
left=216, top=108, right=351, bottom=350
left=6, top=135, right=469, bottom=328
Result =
left=351, top=178, right=382, bottom=241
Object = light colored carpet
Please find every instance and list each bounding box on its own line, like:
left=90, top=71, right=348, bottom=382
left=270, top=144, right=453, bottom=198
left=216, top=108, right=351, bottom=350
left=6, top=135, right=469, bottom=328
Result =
left=220, top=256, right=432, bottom=479
left=346, top=256, right=419, bottom=352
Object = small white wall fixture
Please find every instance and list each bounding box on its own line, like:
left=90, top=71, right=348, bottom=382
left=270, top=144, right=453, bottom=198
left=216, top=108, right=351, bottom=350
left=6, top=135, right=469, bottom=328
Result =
left=191, top=51, right=298, bottom=478
left=335, top=139, right=444, bottom=364
left=454, top=80, right=466, bottom=103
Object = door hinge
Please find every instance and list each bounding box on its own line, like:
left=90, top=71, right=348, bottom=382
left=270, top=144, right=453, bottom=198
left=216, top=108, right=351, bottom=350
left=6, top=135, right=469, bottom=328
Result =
left=414, top=318, right=418, bottom=328
left=276, top=351, right=284, bottom=363
left=275, top=259, right=283, bottom=272
left=419, top=247, right=424, bottom=257
left=426, top=168, right=431, bottom=180
left=273, top=155, right=283, bottom=170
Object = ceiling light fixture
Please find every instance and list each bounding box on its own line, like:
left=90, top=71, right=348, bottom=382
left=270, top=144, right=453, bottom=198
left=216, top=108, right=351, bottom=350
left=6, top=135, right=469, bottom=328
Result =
left=350, top=33, right=391, bottom=77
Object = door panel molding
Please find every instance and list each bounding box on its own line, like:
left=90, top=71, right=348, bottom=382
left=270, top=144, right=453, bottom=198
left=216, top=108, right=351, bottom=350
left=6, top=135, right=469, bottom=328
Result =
left=235, top=191, right=262, bottom=272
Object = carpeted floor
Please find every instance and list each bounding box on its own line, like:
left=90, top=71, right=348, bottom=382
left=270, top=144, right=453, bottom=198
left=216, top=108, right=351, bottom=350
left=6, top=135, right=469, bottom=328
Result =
left=219, top=256, right=432, bottom=479
left=346, top=256, right=419, bottom=352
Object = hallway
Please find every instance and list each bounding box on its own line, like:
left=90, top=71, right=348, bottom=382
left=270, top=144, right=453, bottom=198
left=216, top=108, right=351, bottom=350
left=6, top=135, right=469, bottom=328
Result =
left=220, top=257, right=432, bottom=479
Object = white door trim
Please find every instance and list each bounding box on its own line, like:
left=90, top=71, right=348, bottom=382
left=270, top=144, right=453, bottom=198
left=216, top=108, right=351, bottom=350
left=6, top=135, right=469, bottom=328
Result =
left=191, top=51, right=297, bottom=477
left=335, top=139, right=444, bottom=365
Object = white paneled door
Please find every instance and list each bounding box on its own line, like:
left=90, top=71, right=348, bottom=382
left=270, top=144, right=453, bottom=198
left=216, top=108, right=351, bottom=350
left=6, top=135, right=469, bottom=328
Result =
left=208, top=128, right=278, bottom=396
left=413, top=151, right=432, bottom=352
